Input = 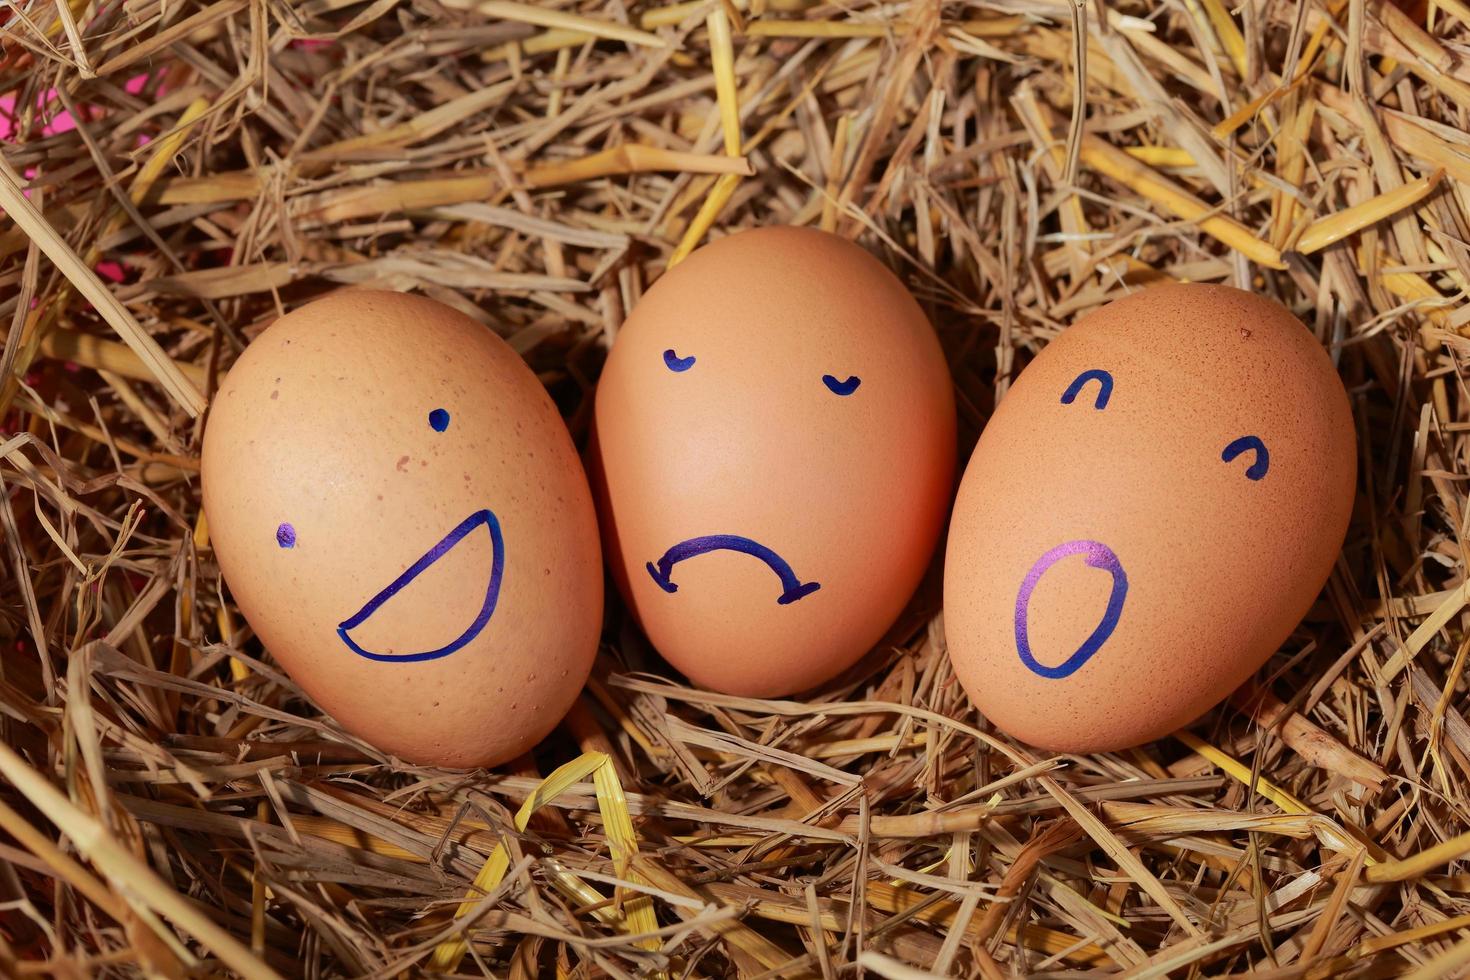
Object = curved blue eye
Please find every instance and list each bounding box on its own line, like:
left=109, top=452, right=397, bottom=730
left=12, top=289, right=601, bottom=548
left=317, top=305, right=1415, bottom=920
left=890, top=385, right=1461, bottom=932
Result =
left=1061, top=369, right=1113, bottom=410
left=822, top=374, right=861, bottom=396
left=1222, top=435, right=1269, bottom=480
left=663, top=350, right=696, bottom=372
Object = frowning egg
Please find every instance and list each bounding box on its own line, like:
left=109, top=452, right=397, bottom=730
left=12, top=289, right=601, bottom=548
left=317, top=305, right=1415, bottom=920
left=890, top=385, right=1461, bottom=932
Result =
left=592, top=227, right=956, bottom=696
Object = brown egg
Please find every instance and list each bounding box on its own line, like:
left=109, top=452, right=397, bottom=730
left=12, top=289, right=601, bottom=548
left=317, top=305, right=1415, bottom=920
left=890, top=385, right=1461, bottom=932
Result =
left=592, top=227, right=955, bottom=696
left=945, top=283, right=1355, bottom=752
left=202, top=290, right=602, bottom=768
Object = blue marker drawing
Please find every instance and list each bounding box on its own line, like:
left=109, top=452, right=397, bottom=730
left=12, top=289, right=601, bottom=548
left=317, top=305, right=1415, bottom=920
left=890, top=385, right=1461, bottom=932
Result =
left=663, top=349, right=696, bottom=372
left=1061, top=369, right=1114, bottom=410
left=647, top=535, right=820, bottom=605
left=822, top=374, right=862, bottom=396
left=1014, top=539, right=1128, bottom=679
left=1222, top=435, right=1270, bottom=480
left=337, top=509, right=505, bottom=663
left=276, top=522, right=297, bottom=549
left=429, top=408, right=450, bottom=432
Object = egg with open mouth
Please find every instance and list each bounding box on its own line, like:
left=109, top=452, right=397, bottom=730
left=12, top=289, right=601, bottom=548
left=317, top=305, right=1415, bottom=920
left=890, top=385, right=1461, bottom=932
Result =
left=592, top=227, right=956, bottom=696
left=944, top=283, right=1356, bottom=752
left=202, top=290, right=602, bottom=768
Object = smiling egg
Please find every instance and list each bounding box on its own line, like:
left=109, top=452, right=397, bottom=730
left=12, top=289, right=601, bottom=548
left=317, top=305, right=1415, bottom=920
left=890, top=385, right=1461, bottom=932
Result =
left=202, top=290, right=602, bottom=768
left=592, top=227, right=956, bottom=696
left=944, top=283, right=1355, bottom=752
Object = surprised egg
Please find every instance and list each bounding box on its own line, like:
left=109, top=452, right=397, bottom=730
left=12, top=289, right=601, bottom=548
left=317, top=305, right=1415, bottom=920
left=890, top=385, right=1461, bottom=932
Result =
left=592, top=227, right=956, bottom=696
left=202, top=290, right=603, bottom=768
left=944, top=283, right=1356, bottom=752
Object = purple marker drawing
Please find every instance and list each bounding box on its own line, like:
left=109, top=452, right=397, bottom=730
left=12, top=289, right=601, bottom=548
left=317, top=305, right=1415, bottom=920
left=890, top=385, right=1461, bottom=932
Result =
left=1014, top=539, right=1128, bottom=679
left=647, top=534, right=819, bottom=605
left=276, top=523, right=297, bottom=548
left=337, top=509, right=505, bottom=663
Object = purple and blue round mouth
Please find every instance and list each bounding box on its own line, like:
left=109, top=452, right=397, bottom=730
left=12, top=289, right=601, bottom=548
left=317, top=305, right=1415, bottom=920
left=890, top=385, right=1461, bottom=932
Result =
left=647, top=534, right=820, bottom=605
left=1014, top=539, right=1129, bottom=680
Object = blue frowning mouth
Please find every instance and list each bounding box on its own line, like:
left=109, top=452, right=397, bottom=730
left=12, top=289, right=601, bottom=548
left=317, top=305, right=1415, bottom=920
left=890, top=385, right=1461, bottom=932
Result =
left=646, top=534, right=820, bottom=605
left=337, top=509, right=505, bottom=663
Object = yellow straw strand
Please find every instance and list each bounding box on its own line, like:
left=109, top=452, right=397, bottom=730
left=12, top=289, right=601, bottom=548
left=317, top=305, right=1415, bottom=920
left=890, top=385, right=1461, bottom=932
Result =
left=1079, top=135, right=1285, bottom=269
left=745, top=19, right=894, bottom=38
left=1366, top=830, right=1470, bottom=883
left=1294, top=169, right=1444, bottom=255
left=668, top=171, right=741, bottom=267
left=1175, top=730, right=1311, bottom=814
left=706, top=5, right=742, bottom=157
left=1123, top=146, right=1197, bottom=168
left=130, top=98, right=211, bottom=204
left=438, top=0, right=670, bottom=49
left=430, top=752, right=651, bottom=973
left=482, top=27, right=592, bottom=63
left=525, top=145, right=751, bottom=187
left=1197, top=0, right=1247, bottom=77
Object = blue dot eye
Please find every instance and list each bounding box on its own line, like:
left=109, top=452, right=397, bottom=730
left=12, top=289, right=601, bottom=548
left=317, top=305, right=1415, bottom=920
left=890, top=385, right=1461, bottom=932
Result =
left=1061, top=369, right=1113, bottom=410
left=663, top=349, right=696, bottom=372
left=276, top=523, right=297, bottom=549
left=822, top=374, right=861, bottom=396
left=1222, top=435, right=1270, bottom=481
left=429, top=408, right=450, bottom=432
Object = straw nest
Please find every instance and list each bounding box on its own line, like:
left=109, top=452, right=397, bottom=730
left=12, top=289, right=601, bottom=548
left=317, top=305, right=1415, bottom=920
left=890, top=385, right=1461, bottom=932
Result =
left=3, top=0, right=1470, bottom=975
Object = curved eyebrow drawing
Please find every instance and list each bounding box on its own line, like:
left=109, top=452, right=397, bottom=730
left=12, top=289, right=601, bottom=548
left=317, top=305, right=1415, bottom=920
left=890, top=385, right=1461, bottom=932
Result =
left=1222, top=435, right=1270, bottom=481
left=1060, top=368, right=1114, bottom=410
left=663, top=349, right=696, bottom=373
left=822, top=374, right=861, bottom=396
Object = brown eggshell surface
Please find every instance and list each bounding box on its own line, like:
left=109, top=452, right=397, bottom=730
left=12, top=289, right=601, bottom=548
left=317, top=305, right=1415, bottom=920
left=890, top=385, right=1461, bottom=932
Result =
left=202, top=290, right=602, bottom=768
left=944, top=283, right=1356, bottom=753
left=593, top=227, right=955, bottom=696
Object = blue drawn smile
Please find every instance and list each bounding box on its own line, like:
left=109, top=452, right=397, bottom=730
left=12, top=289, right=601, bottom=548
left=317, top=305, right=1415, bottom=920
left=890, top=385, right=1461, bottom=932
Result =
left=337, top=509, right=505, bottom=663
left=647, top=534, right=820, bottom=605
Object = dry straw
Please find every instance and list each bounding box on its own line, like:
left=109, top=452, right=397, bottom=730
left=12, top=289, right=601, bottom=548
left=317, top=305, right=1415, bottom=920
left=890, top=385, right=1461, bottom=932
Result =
left=3, top=0, right=1470, bottom=975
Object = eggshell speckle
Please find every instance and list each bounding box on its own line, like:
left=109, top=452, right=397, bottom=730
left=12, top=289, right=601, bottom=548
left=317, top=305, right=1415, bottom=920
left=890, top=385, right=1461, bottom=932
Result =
left=944, top=283, right=1355, bottom=752
left=593, top=227, right=956, bottom=696
left=202, top=290, right=602, bottom=768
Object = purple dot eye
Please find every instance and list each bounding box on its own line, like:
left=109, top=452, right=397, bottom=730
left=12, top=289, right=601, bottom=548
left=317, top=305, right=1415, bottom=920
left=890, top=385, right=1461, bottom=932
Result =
left=276, top=523, right=296, bottom=549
